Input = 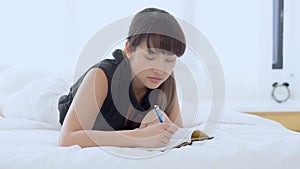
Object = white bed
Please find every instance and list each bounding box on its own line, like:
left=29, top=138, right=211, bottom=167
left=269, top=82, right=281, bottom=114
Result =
left=0, top=65, right=300, bottom=169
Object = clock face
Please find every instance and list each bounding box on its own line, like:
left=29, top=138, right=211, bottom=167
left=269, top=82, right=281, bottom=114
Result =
left=272, top=85, right=290, bottom=103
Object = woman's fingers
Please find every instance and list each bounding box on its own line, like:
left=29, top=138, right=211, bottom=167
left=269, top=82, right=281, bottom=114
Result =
left=139, top=122, right=146, bottom=128
left=140, top=109, right=178, bottom=129
left=136, top=123, right=179, bottom=148
left=161, top=123, right=179, bottom=133
left=162, top=130, right=173, bottom=139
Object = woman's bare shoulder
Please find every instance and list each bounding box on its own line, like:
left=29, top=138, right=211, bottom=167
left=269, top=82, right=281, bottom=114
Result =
left=77, top=67, right=109, bottom=107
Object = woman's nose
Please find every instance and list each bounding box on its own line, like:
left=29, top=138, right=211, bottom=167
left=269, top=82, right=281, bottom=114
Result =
left=152, top=68, right=164, bottom=74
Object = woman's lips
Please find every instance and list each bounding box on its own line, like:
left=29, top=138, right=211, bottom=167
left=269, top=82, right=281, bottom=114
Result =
left=148, top=77, right=162, bottom=83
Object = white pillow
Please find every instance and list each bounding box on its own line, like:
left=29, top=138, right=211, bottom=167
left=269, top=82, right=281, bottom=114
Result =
left=0, top=66, right=51, bottom=97
left=2, top=74, right=70, bottom=125
left=0, top=65, right=11, bottom=113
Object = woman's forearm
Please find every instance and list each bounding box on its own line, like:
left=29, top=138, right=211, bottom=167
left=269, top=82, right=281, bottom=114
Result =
left=59, top=129, right=140, bottom=148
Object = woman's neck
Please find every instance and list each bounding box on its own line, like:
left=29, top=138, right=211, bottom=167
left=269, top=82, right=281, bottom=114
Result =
left=131, top=77, right=147, bottom=102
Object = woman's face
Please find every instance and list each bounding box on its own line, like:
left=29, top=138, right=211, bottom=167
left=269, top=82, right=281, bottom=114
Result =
left=128, top=40, right=177, bottom=89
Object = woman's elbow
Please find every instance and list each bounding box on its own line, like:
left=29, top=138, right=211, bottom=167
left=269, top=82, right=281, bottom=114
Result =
left=58, top=133, right=74, bottom=147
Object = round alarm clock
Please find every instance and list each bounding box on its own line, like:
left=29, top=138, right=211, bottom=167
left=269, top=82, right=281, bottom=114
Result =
left=271, top=82, right=290, bottom=103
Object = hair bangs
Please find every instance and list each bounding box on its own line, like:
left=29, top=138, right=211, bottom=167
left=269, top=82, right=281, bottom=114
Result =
left=146, top=34, right=186, bottom=57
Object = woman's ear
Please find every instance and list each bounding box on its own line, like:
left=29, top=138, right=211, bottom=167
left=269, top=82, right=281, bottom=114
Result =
left=124, top=41, right=132, bottom=59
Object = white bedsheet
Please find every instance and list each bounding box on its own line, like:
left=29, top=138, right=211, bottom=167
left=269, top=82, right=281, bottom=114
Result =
left=1, top=109, right=300, bottom=169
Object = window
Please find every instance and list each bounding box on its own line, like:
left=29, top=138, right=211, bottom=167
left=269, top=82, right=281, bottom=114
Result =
left=272, top=0, right=284, bottom=69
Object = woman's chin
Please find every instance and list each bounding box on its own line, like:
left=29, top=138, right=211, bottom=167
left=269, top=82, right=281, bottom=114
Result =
left=145, top=83, right=161, bottom=89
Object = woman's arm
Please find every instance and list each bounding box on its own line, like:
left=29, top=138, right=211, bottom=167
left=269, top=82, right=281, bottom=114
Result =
left=59, top=68, right=178, bottom=148
left=168, top=89, right=184, bottom=128
left=60, top=123, right=178, bottom=148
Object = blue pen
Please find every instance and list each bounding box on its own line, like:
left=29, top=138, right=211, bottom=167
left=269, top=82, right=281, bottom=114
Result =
left=154, top=105, right=164, bottom=123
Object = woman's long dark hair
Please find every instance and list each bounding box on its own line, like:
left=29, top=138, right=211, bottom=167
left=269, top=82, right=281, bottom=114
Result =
left=125, top=8, right=186, bottom=121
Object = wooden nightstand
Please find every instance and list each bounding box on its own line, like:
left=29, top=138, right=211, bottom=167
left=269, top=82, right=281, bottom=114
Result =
left=229, top=101, right=300, bottom=132
left=246, top=111, right=300, bottom=132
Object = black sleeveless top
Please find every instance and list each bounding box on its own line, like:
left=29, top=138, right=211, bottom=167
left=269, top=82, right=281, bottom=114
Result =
left=58, top=49, right=155, bottom=131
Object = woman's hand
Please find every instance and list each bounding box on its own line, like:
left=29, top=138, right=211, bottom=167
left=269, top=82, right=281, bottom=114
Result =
left=139, top=109, right=175, bottom=128
left=133, top=123, right=179, bottom=148
left=133, top=109, right=179, bottom=148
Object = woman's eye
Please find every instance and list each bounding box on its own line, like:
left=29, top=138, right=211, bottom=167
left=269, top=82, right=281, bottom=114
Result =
left=165, top=59, right=176, bottom=63
left=144, top=55, right=155, bottom=60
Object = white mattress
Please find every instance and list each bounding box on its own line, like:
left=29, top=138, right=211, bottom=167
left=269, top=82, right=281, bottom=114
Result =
left=1, top=109, right=299, bottom=169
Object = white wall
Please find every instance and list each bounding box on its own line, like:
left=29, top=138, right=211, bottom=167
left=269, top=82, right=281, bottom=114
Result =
left=184, top=0, right=273, bottom=102
left=0, top=0, right=68, bottom=69
left=284, top=0, right=300, bottom=101
left=0, top=0, right=299, bottom=103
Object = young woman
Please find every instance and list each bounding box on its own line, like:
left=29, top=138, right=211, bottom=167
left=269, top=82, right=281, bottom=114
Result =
left=58, top=7, right=186, bottom=148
